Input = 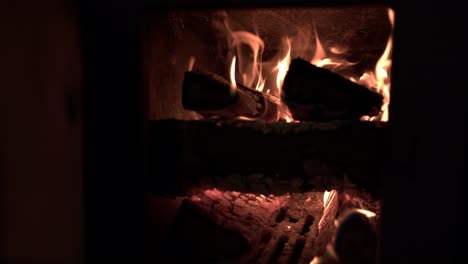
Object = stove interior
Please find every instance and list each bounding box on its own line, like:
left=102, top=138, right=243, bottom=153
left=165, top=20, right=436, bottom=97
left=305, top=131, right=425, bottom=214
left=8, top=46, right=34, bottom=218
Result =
left=143, top=6, right=393, bottom=264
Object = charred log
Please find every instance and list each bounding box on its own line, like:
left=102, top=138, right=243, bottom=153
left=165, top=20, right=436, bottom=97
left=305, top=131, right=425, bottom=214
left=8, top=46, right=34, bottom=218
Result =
left=182, top=71, right=280, bottom=122
left=281, top=58, right=383, bottom=121
left=165, top=190, right=324, bottom=263
left=333, top=211, right=377, bottom=264
left=148, top=119, right=388, bottom=197
left=168, top=199, right=251, bottom=262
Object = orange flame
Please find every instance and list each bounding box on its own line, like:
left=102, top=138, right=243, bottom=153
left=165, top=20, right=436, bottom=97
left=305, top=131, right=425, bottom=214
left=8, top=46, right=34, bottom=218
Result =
left=231, top=31, right=266, bottom=92
left=226, top=27, right=294, bottom=121
left=310, top=24, right=326, bottom=65
left=274, top=38, right=294, bottom=122
left=310, top=26, right=357, bottom=72
left=307, top=10, right=394, bottom=121
left=358, top=8, right=394, bottom=121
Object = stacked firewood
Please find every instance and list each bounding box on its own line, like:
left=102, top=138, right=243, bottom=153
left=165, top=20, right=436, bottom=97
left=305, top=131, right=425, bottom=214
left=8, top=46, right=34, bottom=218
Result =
left=182, top=57, right=383, bottom=122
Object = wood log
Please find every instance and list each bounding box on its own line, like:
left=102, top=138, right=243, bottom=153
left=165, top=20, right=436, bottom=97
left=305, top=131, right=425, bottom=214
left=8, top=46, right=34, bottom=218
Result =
left=182, top=70, right=280, bottom=122
left=168, top=198, right=251, bottom=262
left=333, top=211, right=377, bottom=264
left=147, top=119, right=388, bottom=197
left=165, top=190, right=324, bottom=263
left=281, top=58, right=384, bottom=121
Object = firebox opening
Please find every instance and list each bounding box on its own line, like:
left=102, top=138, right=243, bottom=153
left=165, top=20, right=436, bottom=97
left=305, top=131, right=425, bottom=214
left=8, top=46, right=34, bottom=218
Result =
left=144, top=6, right=393, bottom=122
left=144, top=6, right=392, bottom=264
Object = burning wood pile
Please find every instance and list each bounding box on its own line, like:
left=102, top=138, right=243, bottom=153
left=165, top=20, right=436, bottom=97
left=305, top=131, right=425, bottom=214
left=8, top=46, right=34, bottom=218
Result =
left=183, top=57, right=383, bottom=122
left=147, top=7, right=394, bottom=264
left=180, top=8, right=393, bottom=123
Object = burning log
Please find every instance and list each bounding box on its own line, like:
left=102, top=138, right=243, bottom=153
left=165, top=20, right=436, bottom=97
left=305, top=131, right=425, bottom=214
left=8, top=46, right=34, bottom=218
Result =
left=148, top=119, right=388, bottom=197
left=281, top=58, right=384, bottom=121
left=182, top=71, right=280, bottom=122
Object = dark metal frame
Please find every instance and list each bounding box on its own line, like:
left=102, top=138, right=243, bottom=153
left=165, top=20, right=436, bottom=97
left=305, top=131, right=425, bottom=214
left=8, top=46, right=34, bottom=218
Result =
left=79, top=0, right=464, bottom=262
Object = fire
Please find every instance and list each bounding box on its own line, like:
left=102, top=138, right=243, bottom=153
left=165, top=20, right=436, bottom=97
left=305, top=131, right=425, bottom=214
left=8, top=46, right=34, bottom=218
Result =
left=227, top=30, right=294, bottom=121
left=307, top=10, right=394, bottom=121
left=187, top=56, right=196, bottom=71
left=310, top=24, right=326, bottom=66
left=357, top=8, right=394, bottom=121
left=354, top=208, right=377, bottom=218
left=230, top=31, right=266, bottom=92
left=222, top=8, right=393, bottom=122
left=310, top=25, right=356, bottom=72
left=229, top=55, right=237, bottom=91
left=275, top=38, right=291, bottom=95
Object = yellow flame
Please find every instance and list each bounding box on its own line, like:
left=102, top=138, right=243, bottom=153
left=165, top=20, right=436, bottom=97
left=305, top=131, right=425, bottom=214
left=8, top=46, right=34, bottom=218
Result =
left=230, top=56, right=237, bottom=90
left=275, top=38, right=291, bottom=92
left=307, top=10, right=394, bottom=122
left=358, top=8, right=394, bottom=121
left=224, top=10, right=394, bottom=123
left=354, top=208, right=377, bottom=218
left=231, top=31, right=265, bottom=92
left=310, top=26, right=356, bottom=71
left=227, top=27, right=294, bottom=122
left=310, top=24, right=327, bottom=65
left=323, top=190, right=332, bottom=207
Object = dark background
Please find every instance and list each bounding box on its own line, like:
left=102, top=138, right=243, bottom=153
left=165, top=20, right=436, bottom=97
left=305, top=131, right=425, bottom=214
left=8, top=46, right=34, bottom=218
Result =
left=1, top=0, right=465, bottom=263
